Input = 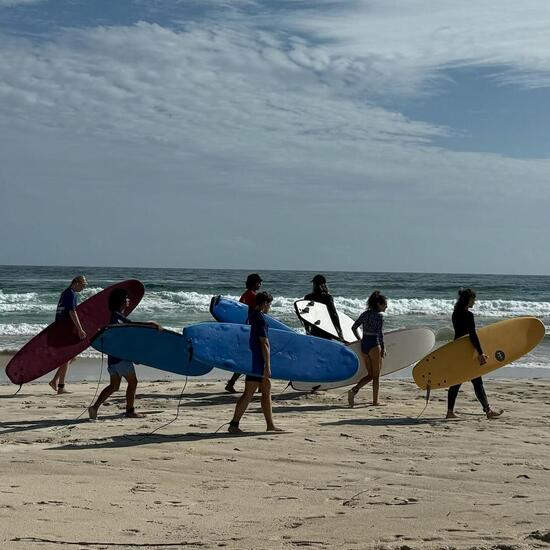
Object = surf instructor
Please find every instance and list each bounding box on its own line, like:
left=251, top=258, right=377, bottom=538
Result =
left=303, top=274, right=344, bottom=341
left=49, top=275, right=88, bottom=394
left=446, top=288, right=503, bottom=420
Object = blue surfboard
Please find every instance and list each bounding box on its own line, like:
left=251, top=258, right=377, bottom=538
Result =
left=183, top=322, right=359, bottom=382
left=210, top=295, right=292, bottom=331
left=91, top=324, right=213, bottom=376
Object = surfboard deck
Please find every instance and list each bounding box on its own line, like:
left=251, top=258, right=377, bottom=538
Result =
left=91, top=324, right=213, bottom=376
left=210, top=295, right=292, bottom=331
left=292, top=327, right=436, bottom=391
left=183, top=322, right=359, bottom=382
left=412, top=317, right=545, bottom=390
left=294, top=299, right=361, bottom=343
left=5, top=280, right=145, bottom=385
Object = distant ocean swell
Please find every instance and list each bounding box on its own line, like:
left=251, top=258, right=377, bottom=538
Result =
left=2, top=289, right=550, bottom=318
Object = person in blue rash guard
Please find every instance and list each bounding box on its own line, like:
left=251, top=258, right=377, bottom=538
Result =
left=446, top=288, right=503, bottom=420
left=228, top=292, right=283, bottom=434
left=88, top=288, right=161, bottom=420
left=347, top=290, right=388, bottom=408
left=49, top=275, right=88, bottom=394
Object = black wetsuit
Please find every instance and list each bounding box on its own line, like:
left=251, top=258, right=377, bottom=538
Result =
left=447, top=308, right=490, bottom=412
left=303, top=291, right=343, bottom=341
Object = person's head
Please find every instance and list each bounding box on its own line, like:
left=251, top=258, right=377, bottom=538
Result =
left=367, top=290, right=387, bottom=312
left=311, top=274, right=327, bottom=293
left=70, top=275, right=87, bottom=292
left=108, top=288, right=130, bottom=313
left=245, top=273, right=262, bottom=291
left=255, top=291, right=273, bottom=313
left=455, top=288, right=476, bottom=310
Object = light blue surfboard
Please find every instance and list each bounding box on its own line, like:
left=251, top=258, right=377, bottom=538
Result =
left=183, top=322, right=359, bottom=382
left=91, top=324, right=213, bottom=376
left=209, top=295, right=292, bottom=331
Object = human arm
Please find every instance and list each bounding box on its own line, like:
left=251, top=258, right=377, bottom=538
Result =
left=326, top=296, right=344, bottom=340
left=351, top=312, right=364, bottom=342
left=378, top=313, right=386, bottom=358
left=260, top=336, right=271, bottom=379
left=468, top=313, right=486, bottom=364
left=69, top=310, right=86, bottom=340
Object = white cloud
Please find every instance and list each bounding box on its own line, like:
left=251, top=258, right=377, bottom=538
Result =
left=281, top=0, right=550, bottom=94
left=1, top=2, right=550, bottom=271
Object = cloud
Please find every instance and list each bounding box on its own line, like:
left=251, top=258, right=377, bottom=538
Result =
left=1, top=1, right=550, bottom=272
left=280, top=0, right=550, bottom=94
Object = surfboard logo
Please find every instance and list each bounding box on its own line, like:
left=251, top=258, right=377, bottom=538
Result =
left=495, top=350, right=506, bottom=362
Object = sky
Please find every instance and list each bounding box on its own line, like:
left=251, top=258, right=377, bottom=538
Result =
left=0, top=0, right=549, bottom=274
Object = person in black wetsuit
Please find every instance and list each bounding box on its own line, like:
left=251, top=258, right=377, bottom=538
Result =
left=447, top=288, right=503, bottom=420
left=303, top=274, right=344, bottom=341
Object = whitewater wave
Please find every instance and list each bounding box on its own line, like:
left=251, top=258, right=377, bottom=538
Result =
left=1, top=288, right=550, bottom=320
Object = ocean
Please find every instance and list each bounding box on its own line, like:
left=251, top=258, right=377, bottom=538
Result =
left=1, top=265, right=549, bottom=380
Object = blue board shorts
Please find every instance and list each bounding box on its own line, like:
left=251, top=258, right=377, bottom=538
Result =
left=108, top=360, right=136, bottom=377
left=247, top=348, right=265, bottom=382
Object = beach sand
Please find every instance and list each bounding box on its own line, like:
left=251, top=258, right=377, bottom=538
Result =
left=1, top=378, right=549, bottom=549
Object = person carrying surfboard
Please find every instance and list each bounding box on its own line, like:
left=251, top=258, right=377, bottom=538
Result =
left=228, top=291, right=282, bottom=434
left=225, top=273, right=263, bottom=394
left=88, top=288, right=161, bottom=420
left=48, top=275, right=88, bottom=394
left=348, top=290, right=387, bottom=407
left=446, top=288, right=503, bottom=420
left=303, top=274, right=344, bottom=341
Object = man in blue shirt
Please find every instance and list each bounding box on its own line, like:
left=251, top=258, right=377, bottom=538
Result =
left=228, top=292, right=282, bottom=434
left=49, top=275, right=88, bottom=394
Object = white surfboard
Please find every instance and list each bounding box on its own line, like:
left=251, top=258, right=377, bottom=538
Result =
left=294, top=299, right=362, bottom=343
left=291, top=327, right=436, bottom=392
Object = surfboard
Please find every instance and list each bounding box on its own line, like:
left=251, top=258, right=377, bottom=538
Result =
left=412, top=317, right=545, bottom=390
left=91, top=324, right=213, bottom=376
left=210, top=295, right=292, bottom=331
left=183, top=322, right=359, bottom=382
left=5, top=280, right=145, bottom=385
left=292, top=327, right=436, bottom=391
left=294, top=299, right=362, bottom=343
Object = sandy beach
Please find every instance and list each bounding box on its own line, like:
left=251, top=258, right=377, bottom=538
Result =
left=1, top=377, right=549, bottom=549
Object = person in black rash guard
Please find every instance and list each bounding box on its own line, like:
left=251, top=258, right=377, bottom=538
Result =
left=303, top=274, right=344, bottom=341
left=446, top=288, right=503, bottom=420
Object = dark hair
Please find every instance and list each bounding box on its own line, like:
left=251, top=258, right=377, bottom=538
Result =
left=311, top=274, right=326, bottom=286
left=255, top=291, right=273, bottom=308
left=245, top=273, right=262, bottom=289
left=71, top=275, right=86, bottom=285
left=367, top=290, right=387, bottom=311
left=108, top=288, right=129, bottom=312
left=455, top=288, right=476, bottom=311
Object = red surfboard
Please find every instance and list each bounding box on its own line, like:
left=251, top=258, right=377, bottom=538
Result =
left=5, top=279, right=145, bottom=385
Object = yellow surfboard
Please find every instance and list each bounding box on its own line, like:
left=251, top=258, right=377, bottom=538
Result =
left=413, top=317, right=545, bottom=390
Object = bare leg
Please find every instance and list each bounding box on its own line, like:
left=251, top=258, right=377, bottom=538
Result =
left=50, top=363, right=69, bottom=393
left=124, top=373, right=139, bottom=417
left=229, top=381, right=259, bottom=432
left=259, top=378, right=281, bottom=431
left=348, top=352, right=374, bottom=407
left=368, top=347, right=382, bottom=405
left=88, top=375, right=121, bottom=419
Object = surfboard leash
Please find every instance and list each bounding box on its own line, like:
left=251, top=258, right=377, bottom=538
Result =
left=121, top=374, right=189, bottom=442
left=416, top=383, right=431, bottom=420
left=272, top=381, right=292, bottom=401
left=12, top=384, right=23, bottom=396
